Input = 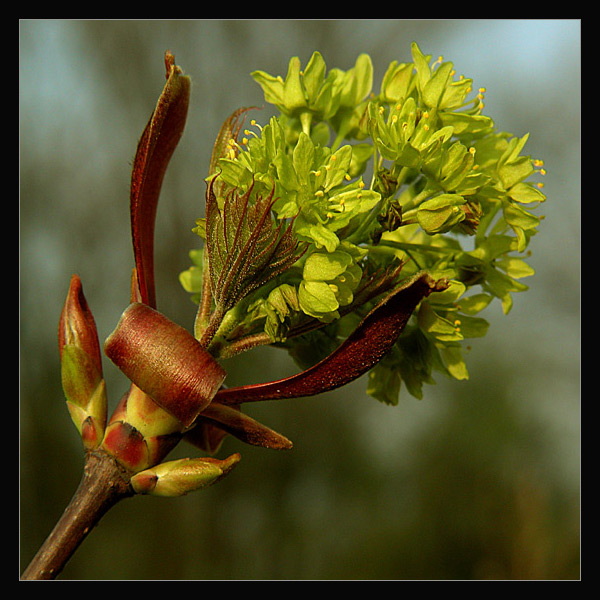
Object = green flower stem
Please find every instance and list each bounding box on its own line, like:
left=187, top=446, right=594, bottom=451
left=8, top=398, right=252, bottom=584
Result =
left=217, top=330, right=273, bottom=359
left=376, top=239, right=458, bottom=256
left=331, top=128, right=348, bottom=153
left=299, top=110, right=313, bottom=137
left=399, top=184, right=435, bottom=214
left=193, top=250, right=214, bottom=340
left=197, top=303, right=227, bottom=349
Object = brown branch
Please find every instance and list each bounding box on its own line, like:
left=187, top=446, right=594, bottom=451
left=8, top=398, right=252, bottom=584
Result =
left=21, top=449, right=134, bottom=580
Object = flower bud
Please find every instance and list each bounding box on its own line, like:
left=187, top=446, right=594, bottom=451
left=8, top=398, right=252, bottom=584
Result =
left=102, top=390, right=175, bottom=474
left=102, top=419, right=151, bottom=473
left=416, top=194, right=466, bottom=234
left=104, top=303, right=226, bottom=428
left=58, top=274, right=107, bottom=448
left=59, top=274, right=103, bottom=373
left=455, top=201, right=483, bottom=235
left=130, top=453, right=241, bottom=497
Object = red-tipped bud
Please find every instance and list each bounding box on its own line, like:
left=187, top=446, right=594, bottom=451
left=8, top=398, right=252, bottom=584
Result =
left=104, top=303, right=226, bottom=428
left=102, top=386, right=181, bottom=472
left=58, top=274, right=107, bottom=448
left=102, top=420, right=151, bottom=473
left=59, top=274, right=103, bottom=374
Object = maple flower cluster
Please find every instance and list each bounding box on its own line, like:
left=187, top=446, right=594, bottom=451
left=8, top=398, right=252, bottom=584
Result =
left=181, top=43, right=545, bottom=404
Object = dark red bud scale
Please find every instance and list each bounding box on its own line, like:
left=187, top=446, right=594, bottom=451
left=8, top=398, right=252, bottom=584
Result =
left=130, top=52, right=191, bottom=309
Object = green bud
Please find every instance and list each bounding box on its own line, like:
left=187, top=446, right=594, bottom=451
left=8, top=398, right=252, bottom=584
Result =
left=130, top=454, right=241, bottom=497
left=380, top=60, right=415, bottom=103
left=303, top=249, right=353, bottom=282
left=298, top=280, right=339, bottom=320
left=418, top=301, right=463, bottom=343
left=416, top=194, right=466, bottom=234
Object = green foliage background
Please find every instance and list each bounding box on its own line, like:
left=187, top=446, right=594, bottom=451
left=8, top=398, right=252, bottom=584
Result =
left=20, top=19, right=580, bottom=580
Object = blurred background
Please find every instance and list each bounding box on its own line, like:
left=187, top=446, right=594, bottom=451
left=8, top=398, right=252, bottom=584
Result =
left=20, top=20, right=580, bottom=580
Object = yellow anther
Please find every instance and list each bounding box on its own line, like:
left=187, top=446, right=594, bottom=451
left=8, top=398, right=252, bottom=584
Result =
left=315, top=190, right=324, bottom=197
left=392, top=114, right=398, bottom=124
left=395, top=103, right=402, bottom=111
left=423, top=124, right=430, bottom=131
left=314, top=169, right=322, bottom=177
left=423, top=111, right=429, bottom=119
left=478, top=87, right=486, bottom=94
left=469, top=147, right=476, bottom=155
left=242, top=137, right=249, bottom=145
left=536, top=182, right=545, bottom=189
left=345, top=173, right=351, bottom=181
left=358, top=181, right=365, bottom=189
left=540, top=168, right=547, bottom=176
left=533, top=159, right=544, bottom=167
left=326, top=212, right=334, bottom=219
left=379, top=106, right=385, bottom=114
